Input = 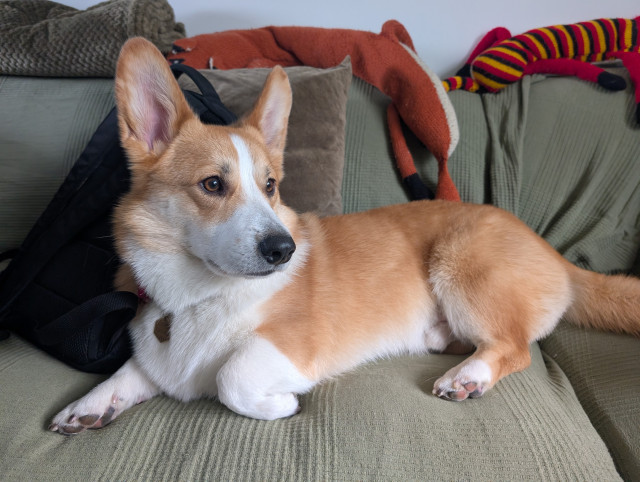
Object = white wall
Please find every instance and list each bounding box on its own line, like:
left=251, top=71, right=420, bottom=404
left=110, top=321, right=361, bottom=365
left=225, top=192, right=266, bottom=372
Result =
left=62, top=0, right=638, bottom=77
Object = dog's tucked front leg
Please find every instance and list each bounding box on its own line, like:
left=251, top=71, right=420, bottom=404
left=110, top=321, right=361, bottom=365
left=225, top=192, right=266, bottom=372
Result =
left=216, top=336, right=314, bottom=420
left=49, top=359, right=159, bottom=435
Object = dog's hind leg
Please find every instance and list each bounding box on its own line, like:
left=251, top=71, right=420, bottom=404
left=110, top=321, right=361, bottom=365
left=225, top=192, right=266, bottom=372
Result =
left=49, top=359, right=160, bottom=435
left=432, top=341, right=531, bottom=401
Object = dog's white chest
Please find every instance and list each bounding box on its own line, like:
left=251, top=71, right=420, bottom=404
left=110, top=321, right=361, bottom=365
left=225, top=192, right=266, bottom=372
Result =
left=128, top=297, right=261, bottom=401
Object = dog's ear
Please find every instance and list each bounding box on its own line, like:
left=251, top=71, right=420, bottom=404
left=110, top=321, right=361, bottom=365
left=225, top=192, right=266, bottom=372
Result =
left=115, top=37, right=194, bottom=164
left=245, top=66, right=292, bottom=160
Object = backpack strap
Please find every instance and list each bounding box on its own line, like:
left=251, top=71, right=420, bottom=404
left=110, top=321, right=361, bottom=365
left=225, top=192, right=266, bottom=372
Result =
left=171, top=63, right=238, bottom=125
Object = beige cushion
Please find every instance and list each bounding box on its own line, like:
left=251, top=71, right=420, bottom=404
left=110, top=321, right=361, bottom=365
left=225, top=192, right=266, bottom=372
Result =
left=179, top=58, right=352, bottom=217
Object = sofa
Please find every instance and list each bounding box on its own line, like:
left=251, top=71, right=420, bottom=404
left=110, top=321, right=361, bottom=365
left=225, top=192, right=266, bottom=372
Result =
left=1, top=39, right=640, bottom=479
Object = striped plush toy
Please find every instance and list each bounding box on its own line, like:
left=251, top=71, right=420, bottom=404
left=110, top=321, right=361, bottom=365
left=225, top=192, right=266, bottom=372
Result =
left=443, top=17, right=640, bottom=121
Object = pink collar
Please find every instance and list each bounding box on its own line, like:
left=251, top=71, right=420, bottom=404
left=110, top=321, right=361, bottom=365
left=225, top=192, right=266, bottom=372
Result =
left=137, top=287, right=151, bottom=304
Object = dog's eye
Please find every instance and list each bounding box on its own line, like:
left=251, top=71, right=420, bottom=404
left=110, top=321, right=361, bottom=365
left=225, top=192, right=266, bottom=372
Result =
left=201, top=176, right=223, bottom=193
left=266, top=178, right=276, bottom=196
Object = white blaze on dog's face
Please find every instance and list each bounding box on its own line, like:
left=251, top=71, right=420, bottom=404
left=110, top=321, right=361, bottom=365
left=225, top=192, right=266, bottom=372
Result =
left=187, top=131, right=295, bottom=277
left=114, top=37, right=296, bottom=278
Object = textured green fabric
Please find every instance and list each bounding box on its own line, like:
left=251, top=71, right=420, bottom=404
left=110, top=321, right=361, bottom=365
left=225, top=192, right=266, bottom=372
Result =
left=342, top=77, right=410, bottom=212
left=342, top=77, right=491, bottom=213
left=540, top=322, right=640, bottom=481
left=0, top=0, right=185, bottom=77
left=478, top=71, right=640, bottom=479
left=2, top=69, right=639, bottom=479
left=0, top=334, right=621, bottom=480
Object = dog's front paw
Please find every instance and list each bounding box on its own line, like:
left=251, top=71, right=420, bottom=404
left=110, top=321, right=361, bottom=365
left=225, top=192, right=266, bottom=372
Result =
left=220, top=390, right=301, bottom=421
left=432, top=359, right=493, bottom=402
left=49, top=393, right=120, bottom=435
left=255, top=392, right=301, bottom=420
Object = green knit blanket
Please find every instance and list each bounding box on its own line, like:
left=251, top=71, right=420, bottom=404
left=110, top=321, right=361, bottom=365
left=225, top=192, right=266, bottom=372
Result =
left=0, top=0, right=185, bottom=77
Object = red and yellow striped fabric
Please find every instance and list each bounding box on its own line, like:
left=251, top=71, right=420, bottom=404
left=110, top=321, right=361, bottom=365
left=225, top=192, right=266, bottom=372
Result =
left=471, top=18, right=639, bottom=92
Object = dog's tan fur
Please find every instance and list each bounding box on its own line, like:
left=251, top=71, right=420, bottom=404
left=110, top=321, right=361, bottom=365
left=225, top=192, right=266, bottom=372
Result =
left=49, top=37, right=640, bottom=434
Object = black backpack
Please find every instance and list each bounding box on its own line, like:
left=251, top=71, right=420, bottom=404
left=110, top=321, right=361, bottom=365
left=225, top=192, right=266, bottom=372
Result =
left=0, top=64, right=237, bottom=373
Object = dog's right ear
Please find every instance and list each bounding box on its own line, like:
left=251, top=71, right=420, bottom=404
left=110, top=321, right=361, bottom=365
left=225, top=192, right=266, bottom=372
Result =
left=115, top=37, right=194, bottom=165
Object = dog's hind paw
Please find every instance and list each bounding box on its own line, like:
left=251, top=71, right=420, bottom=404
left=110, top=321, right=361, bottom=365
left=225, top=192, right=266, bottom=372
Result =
left=432, top=359, right=493, bottom=401
left=433, top=379, right=487, bottom=401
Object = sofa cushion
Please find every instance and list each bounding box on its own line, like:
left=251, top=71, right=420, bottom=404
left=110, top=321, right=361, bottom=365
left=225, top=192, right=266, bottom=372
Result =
left=0, top=334, right=621, bottom=480
left=484, top=71, right=640, bottom=480
left=0, top=70, right=631, bottom=479
left=541, top=322, right=640, bottom=479
left=510, top=69, right=640, bottom=480
left=402, top=69, right=640, bottom=273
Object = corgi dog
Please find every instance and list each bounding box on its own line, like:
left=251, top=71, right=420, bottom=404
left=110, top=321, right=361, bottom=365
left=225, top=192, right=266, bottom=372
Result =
left=50, top=37, right=640, bottom=435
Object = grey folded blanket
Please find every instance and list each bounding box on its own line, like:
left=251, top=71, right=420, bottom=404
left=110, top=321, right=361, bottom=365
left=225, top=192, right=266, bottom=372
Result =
left=0, top=0, right=185, bottom=77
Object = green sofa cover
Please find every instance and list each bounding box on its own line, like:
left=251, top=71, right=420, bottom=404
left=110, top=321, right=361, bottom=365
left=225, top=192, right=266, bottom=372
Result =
left=1, top=68, right=639, bottom=480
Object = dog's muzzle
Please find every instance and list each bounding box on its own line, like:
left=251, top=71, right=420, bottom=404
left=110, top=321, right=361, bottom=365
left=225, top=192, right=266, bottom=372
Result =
left=259, top=234, right=296, bottom=266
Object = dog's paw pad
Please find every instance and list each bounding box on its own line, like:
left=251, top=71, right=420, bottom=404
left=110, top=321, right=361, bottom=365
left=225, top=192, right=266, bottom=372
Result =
left=77, top=414, right=101, bottom=426
left=433, top=380, right=486, bottom=401
left=432, top=359, right=492, bottom=402
left=49, top=404, right=117, bottom=435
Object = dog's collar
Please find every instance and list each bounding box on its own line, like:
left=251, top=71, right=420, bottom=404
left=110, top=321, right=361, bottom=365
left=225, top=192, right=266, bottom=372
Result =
left=137, top=287, right=151, bottom=304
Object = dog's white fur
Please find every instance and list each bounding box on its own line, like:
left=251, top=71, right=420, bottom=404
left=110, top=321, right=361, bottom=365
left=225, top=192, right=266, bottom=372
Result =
left=49, top=38, right=640, bottom=435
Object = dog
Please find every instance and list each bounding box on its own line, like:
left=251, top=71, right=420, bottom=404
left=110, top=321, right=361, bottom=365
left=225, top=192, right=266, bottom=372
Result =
left=50, top=37, right=640, bottom=435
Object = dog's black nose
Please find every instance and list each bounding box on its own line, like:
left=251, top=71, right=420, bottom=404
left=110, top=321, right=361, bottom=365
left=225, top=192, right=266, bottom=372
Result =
left=259, top=235, right=296, bottom=266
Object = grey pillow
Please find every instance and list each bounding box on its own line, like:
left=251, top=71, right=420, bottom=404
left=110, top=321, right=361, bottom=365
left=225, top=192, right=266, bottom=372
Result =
left=179, top=58, right=352, bottom=217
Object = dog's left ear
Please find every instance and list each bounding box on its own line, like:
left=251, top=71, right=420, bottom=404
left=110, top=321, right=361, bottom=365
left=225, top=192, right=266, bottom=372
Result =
left=115, top=37, right=195, bottom=164
left=245, top=66, right=292, bottom=159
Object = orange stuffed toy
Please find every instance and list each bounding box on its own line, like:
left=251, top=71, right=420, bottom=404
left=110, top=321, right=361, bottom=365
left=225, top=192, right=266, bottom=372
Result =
left=167, top=21, right=461, bottom=201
